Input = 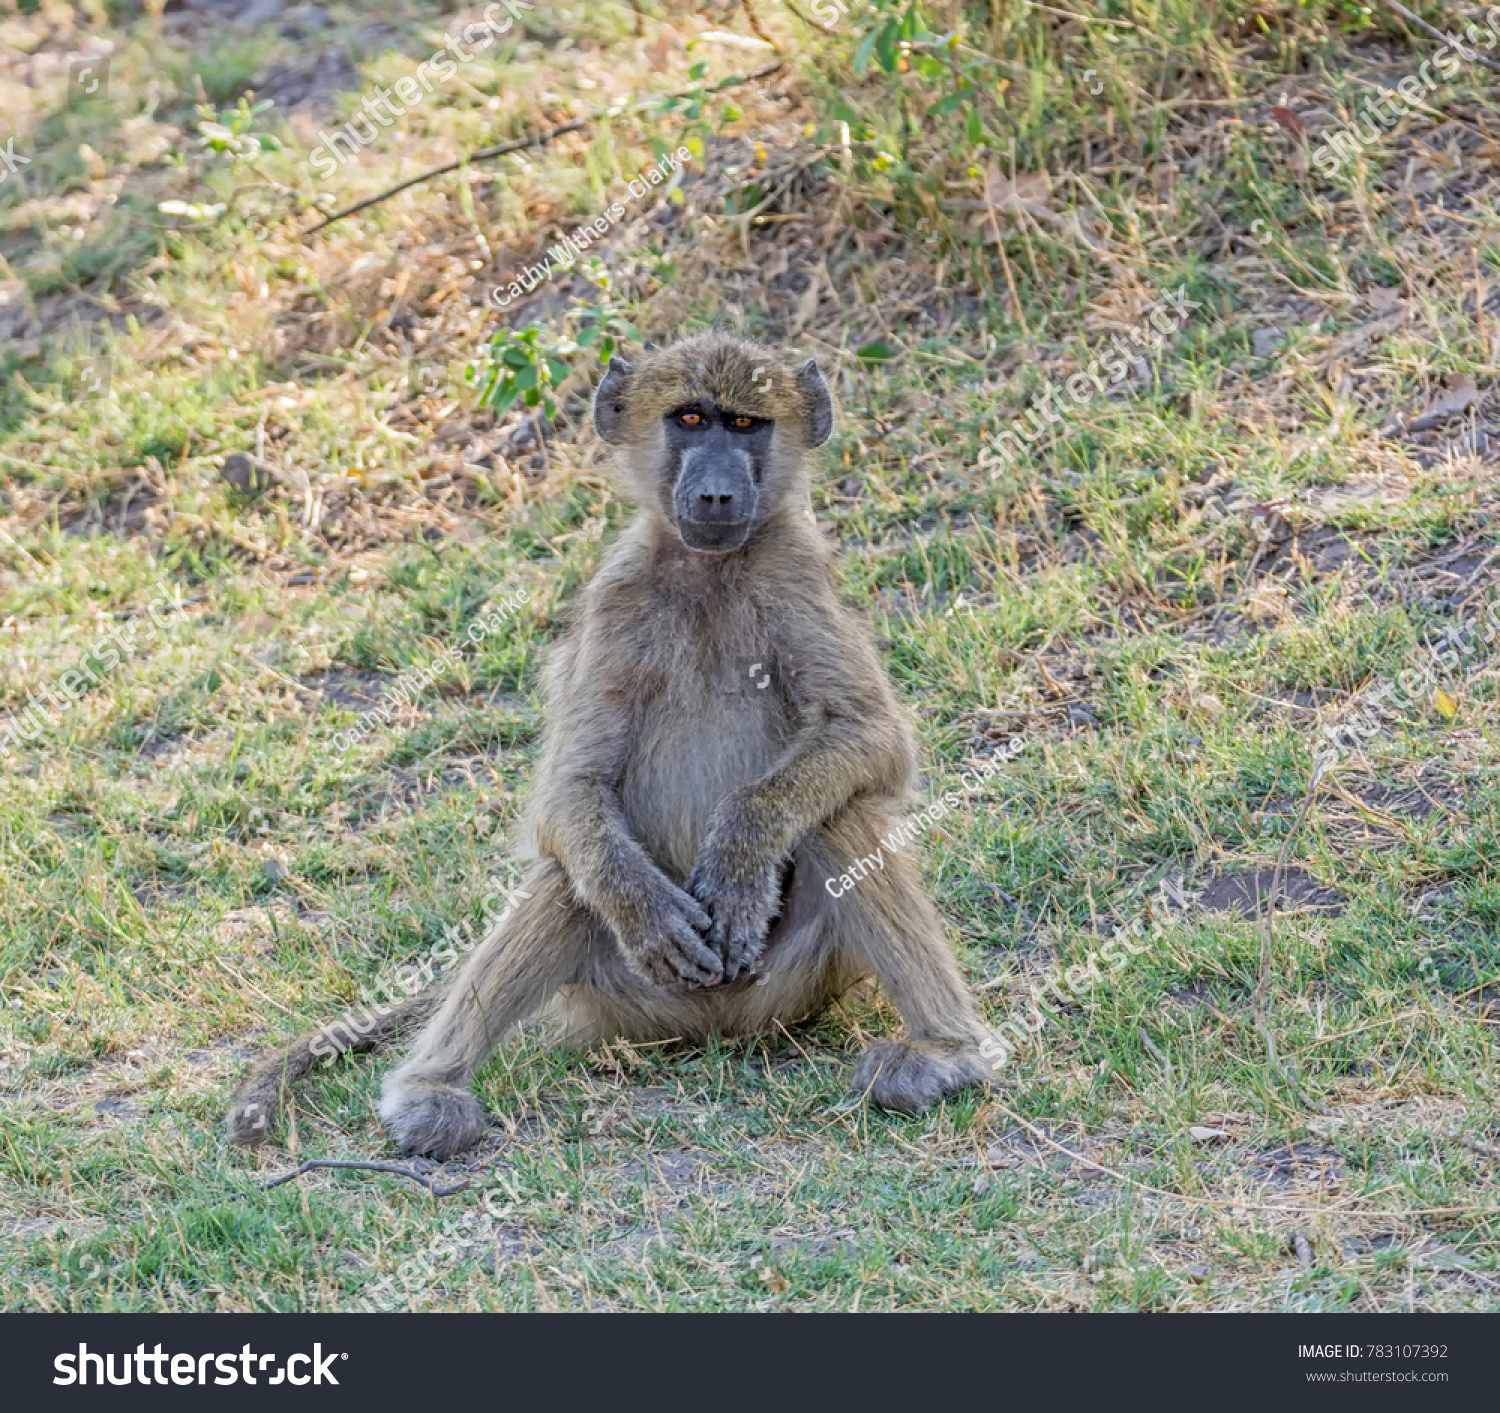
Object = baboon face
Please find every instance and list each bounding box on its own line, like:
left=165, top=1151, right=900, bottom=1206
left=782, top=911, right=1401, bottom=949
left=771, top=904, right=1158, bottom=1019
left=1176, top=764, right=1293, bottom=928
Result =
left=662, top=400, right=773, bottom=551
left=592, top=335, right=833, bottom=554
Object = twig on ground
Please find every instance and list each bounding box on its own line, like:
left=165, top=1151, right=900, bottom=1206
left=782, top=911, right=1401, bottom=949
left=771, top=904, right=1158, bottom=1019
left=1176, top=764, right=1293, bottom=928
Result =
left=1376, top=0, right=1500, bottom=77
left=249, top=1159, right=472, bottom=1198
left=0, top=526, right=45, bottom=572
left=987, top=1101, right=1496, bottom=1218
left=1138, top=1026, right=1171, bottom=1081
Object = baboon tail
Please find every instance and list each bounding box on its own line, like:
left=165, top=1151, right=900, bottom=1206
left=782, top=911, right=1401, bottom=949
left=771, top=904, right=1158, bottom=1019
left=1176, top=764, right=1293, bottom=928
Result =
left=225, top=992, right=442, bottom=1147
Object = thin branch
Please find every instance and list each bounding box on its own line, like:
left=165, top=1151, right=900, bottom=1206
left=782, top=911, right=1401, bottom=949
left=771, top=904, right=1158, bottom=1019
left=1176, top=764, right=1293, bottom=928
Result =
left=778, top=0, right=823, bottom=30
left=987, top=1100, right=1497, bottom=1218
left=1138, top=1026, right=1171, bottom=1082
left=1027, top=1, right=1136, bottom=26
left=305, top=119, right=590, bottom=234
left=738, top=0, right=781, bottom=51
left=1375, top=0, right=1500, bottom=77
left=305, top=62, right=784, bottom=234
left=248, top=1159, right=471, bottom=1198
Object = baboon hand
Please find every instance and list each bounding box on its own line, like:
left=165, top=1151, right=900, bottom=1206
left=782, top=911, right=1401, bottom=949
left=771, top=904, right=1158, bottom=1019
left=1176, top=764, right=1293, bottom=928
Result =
left=684, top=848, right=782, bottom=984
left=622, top=879, right=723, bottom=989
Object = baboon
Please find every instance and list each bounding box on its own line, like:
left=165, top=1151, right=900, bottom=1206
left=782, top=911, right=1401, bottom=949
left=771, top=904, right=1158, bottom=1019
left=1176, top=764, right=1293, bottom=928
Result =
left=227, top=333, right=994, bottom=1159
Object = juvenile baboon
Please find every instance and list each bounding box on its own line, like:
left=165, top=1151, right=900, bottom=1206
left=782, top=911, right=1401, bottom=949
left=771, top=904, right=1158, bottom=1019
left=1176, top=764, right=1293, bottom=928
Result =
left=228, top=333, right=994, bottom=1158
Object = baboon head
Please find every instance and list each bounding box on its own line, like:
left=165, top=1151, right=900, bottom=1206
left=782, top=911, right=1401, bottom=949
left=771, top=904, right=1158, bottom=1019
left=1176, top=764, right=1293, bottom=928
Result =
left=591, top=333, right=833, bottom=553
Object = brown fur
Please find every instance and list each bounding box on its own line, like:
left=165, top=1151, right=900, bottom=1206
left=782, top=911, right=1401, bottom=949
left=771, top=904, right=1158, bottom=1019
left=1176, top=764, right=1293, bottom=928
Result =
left=227, top=333, right=993, bottom=1158
left=225, top=993, right=439, bottom=1147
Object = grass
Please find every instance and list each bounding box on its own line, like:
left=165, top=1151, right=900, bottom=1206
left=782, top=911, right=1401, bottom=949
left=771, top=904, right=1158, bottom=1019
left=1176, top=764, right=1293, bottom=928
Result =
left=1, top=0, right=1498, bottom=1312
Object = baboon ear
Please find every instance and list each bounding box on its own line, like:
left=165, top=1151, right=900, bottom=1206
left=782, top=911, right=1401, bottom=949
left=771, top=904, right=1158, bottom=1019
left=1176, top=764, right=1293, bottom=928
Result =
left=795, top=358, right=833, bottom=447
left=593, top=356, right=634, bottom=445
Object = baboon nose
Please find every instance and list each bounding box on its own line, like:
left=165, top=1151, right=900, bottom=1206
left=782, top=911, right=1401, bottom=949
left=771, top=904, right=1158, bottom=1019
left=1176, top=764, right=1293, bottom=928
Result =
left=699, top=491, right=734, bottom=509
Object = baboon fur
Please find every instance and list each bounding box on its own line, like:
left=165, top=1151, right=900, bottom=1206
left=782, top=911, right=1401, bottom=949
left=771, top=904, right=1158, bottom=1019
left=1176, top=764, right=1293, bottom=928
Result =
left=227, top=333, right=993, bottom=1158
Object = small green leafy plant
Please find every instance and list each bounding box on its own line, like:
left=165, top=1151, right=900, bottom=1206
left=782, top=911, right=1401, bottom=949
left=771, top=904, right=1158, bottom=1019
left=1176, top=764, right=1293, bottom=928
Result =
left=194, top=95, right=281, bottom=163
left=472, top=263, right=640, bottom=420
left=470, top=325, right=571, bottom=420
left=567, top=260, right=639, bottom=366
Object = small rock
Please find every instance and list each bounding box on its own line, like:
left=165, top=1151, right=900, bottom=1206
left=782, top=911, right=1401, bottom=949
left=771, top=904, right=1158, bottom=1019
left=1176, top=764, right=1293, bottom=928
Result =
left=1411, top=1238, right=1472, bottom=1272
left=1251, top=327, right=1284, bottom=358
left=220, top=452, right=281, bottom=496
left=284, top=4, right=330, bottom=33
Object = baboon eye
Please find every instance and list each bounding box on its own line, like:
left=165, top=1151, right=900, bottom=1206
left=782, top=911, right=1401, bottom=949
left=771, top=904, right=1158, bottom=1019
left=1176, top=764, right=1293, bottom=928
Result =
left=731, top=415, right=754, bottom=429
left=679, top=412, right=703, bottom=427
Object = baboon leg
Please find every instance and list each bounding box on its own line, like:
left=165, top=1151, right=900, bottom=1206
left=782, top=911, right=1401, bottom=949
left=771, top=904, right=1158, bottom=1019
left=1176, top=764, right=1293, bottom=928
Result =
left=813, top=804, right=995, bottom=1113
left=377, top=861, right=589, bottom=1158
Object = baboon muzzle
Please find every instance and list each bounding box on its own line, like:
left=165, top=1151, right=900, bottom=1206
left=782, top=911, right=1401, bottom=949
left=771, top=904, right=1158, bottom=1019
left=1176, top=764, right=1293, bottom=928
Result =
left=674, top=447, right=758, bottom=550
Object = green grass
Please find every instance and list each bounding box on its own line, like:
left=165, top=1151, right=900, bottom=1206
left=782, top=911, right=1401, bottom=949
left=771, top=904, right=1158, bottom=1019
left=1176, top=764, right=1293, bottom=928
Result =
left=1, top=0, right=1499, bottom=1312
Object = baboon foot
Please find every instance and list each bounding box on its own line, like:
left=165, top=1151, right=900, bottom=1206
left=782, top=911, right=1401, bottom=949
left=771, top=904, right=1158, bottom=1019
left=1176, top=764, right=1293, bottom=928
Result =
left=852, top=1039, right=993, bottom=1114
left=377, top=1081, right=488, bottom=1159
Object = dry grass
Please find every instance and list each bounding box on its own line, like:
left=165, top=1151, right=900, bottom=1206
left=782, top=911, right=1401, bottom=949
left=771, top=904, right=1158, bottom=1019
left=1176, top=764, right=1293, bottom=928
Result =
left=1, top=0, right=1498, bottom=1312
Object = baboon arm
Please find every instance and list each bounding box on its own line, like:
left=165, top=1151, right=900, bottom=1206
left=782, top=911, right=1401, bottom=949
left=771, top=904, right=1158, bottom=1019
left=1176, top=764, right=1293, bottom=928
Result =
left=534, top=707, right=721, bottom=982
left=715, top=707, right=908, bottom=858
left=530, top=667, right=695, bottom=942
left=708, top=605, right=913, bottom=861
left=536, top=774, right=670, bottom=931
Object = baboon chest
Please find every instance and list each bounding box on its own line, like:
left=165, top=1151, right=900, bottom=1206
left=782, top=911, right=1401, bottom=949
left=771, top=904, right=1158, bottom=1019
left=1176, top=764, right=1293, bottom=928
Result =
left=619, top=623, right=791, bottom=876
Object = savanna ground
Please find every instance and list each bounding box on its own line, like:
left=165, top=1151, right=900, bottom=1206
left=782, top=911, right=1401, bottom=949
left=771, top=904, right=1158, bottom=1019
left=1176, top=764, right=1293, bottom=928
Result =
left=1, top=0, right=1499, bottom=1314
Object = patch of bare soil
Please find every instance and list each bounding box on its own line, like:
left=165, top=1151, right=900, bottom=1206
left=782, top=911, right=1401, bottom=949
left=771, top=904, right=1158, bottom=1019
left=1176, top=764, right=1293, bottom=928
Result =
left=1196, top=866, right=1345, bottom=917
